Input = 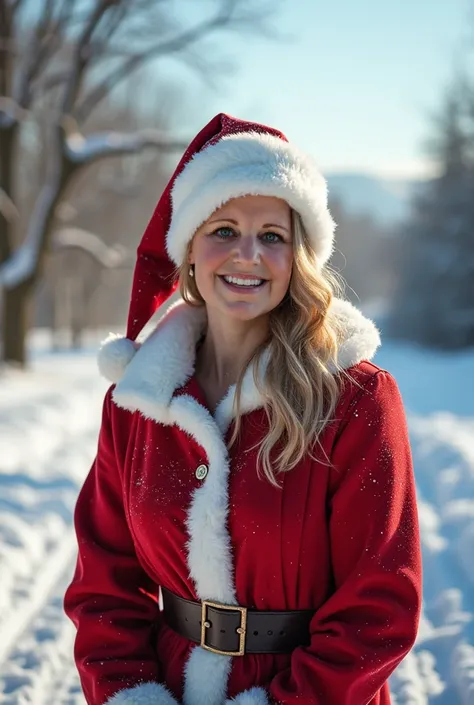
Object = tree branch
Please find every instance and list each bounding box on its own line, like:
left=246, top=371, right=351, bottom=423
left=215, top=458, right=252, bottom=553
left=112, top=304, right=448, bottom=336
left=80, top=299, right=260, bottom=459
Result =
left=0, top=186, right=19, bottom=221
left=53, top=227, right=133, bottom=268
left=74, top=0, right=268, bottom=122
left=14, top=0, right=59, bottom=107
left=0, top=95, right=28, bottom=127
left=11, top=0, right=26, bottom=13
left=61, top=0, right=121, bottom=115
left=63, top=122, right=188, bottom=164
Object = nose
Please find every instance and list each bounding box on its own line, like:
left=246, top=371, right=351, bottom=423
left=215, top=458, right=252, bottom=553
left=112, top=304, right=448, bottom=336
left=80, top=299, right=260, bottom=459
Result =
left=232, top=234, right=262, bottom=265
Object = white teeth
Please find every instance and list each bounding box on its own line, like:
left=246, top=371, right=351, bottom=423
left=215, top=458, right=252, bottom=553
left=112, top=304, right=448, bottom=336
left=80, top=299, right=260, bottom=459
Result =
left=222, top=275, right=264, bottom=287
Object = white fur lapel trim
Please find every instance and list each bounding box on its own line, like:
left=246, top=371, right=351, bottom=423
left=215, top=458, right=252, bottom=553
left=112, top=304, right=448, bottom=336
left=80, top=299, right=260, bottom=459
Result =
left=182, top=647, right=233, bottom=705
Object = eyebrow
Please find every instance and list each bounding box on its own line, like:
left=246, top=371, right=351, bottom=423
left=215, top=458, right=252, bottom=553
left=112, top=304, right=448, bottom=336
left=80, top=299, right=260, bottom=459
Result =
left=208, top=217, right=289, bottom=232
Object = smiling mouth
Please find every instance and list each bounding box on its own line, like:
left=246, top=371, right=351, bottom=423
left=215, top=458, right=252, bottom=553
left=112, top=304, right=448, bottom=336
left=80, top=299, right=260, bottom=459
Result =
left=218, top=275, right=268, bottom=290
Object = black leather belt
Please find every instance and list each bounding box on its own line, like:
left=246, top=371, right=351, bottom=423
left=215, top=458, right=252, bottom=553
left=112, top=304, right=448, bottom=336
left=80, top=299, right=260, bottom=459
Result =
left=161, top=586, right=313, bottom=656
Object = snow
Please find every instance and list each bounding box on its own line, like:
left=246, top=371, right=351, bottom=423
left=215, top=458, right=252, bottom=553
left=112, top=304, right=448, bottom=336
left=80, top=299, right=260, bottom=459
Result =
left=64, top=128, right=185, bottom=163
left=0, top=184, right=59, bottom=289
left=0, top=333, right=473, bottom=703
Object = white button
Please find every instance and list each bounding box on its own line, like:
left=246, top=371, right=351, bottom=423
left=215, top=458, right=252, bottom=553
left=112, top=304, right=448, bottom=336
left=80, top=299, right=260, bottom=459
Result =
left=195, top=464, right=208, bottom=481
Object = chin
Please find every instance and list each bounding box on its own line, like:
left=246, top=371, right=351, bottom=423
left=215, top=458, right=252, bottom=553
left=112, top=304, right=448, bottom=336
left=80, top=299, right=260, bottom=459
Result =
left=200, top=284, right=286, bottom=320
left=218, top=299, right=280, bottom=322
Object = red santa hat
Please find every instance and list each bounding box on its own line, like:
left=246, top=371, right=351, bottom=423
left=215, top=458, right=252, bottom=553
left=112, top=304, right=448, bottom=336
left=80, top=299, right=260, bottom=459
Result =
left=98, top=112, right=336, bottom=383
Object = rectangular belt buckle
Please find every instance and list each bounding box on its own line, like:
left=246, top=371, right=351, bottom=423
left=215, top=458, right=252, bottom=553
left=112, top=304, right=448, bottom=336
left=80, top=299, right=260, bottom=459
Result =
left=201, top=599, right=247, bottom=656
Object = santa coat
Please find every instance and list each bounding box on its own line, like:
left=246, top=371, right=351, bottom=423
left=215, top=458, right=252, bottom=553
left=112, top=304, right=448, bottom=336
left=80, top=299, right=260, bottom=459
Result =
left=64, top=297, right=422, bottom=705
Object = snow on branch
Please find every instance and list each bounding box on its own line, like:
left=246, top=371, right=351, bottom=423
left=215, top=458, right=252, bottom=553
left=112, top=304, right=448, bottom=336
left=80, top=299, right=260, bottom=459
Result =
left=63, top=123, right=188, bottom=164
left=0, top=183, right=58, bottom=289
left=0, top=238, right=37, bottom=288
left=52, top=227, right=133, bottom=268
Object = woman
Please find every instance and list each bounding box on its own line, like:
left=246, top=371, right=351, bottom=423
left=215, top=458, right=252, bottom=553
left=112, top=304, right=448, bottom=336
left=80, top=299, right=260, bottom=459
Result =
left=64, top=113, right=422, bottom=705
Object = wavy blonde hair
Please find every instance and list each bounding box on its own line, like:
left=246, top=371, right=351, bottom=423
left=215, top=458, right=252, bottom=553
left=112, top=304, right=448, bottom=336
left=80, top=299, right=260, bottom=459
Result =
left=176, top=210, right=351, bottom=488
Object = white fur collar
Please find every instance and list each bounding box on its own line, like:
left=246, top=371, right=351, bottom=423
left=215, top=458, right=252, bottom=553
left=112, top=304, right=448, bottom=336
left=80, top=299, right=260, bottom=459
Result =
left=99, top=296, right=380, bottom=431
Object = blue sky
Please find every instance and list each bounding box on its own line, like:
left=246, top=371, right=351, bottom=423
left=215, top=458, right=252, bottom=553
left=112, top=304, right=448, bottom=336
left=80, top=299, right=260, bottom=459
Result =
left=167, top=0, right=473, bottom=179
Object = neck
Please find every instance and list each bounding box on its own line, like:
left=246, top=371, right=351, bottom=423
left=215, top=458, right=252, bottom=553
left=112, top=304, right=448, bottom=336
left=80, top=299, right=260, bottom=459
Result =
left=195, top=309, right=270, bottom=389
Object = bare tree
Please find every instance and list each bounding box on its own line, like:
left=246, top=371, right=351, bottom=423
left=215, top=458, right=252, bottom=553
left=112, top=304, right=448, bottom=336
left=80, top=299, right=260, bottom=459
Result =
left=0, top=0, right=279, bottom=365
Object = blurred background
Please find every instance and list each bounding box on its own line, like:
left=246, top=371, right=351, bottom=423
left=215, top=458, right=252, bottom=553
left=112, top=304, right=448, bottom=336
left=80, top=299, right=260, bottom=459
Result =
left=0, top=1, right=473, bottom=703
left=1, top=0, right=473, bottom=358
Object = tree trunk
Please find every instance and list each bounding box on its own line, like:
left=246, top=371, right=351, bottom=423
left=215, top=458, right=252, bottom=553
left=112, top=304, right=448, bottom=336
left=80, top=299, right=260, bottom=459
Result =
left=2, top=281, right=32, bottom=366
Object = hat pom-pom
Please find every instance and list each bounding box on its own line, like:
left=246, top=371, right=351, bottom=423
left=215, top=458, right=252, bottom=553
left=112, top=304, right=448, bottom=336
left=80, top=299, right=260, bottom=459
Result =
left=98, top=333, right=139, bottom=383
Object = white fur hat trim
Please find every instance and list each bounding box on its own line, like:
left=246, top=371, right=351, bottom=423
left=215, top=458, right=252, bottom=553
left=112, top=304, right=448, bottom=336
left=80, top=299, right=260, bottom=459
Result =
left=166, top=131, right=336, bottom=267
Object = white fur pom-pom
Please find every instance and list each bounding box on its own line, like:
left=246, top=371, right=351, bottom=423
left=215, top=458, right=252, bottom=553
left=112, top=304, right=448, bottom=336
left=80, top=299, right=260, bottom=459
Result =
left=97, top=333, right=139, bottom=383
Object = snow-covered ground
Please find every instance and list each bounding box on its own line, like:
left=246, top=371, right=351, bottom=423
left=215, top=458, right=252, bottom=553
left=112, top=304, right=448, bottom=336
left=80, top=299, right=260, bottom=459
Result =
left=0, top=331, right=473, bottom=704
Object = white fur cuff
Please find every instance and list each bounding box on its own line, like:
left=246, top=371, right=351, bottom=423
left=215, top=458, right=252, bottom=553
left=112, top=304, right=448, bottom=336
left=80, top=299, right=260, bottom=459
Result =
left=225, top=686, right=271, bottom=705
left=105, top=681, right=179, bottom=705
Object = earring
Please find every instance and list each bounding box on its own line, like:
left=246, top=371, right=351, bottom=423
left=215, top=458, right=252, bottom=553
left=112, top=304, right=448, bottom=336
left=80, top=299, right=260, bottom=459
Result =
left=189, top=264, right=194, bottom=277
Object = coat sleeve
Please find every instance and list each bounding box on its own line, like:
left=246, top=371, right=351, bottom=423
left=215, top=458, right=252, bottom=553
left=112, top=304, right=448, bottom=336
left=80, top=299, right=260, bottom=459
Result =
left=64, top=388, right=179, bottom=705
left=225, top=370, right=422, bottom=705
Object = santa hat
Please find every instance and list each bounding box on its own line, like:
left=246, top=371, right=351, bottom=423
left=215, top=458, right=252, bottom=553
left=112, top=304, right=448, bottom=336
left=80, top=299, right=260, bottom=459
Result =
left=98, top=112, right=336, bottom=383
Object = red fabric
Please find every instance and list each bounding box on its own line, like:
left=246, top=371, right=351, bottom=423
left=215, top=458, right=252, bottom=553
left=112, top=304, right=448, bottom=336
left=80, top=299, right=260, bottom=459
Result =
left=64, top=392, right=163, bottom=704
left=126, top=113, right=288, bottom=341
left=64, top=362, right=422, bottom=705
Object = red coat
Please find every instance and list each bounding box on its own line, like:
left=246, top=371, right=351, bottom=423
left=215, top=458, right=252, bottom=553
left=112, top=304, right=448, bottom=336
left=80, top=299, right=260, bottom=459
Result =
left=64, top=298, right=422, bottom=705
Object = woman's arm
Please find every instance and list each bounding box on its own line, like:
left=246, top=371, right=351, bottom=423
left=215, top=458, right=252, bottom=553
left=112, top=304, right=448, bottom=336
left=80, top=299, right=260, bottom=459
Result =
left=226, top=370, right=422, bottom=705
left=64, top=388, right=178, bottom=705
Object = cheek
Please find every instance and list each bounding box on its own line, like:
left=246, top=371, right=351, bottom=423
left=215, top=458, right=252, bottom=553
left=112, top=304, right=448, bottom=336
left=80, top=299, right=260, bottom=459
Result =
left=195, top=239, right=224, bottom=271
left=267, top=248, right=293, bottom=282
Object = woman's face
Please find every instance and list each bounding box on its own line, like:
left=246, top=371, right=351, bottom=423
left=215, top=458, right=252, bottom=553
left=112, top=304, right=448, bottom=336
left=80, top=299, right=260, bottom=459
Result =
left=188, top=195, right=293, bottom=322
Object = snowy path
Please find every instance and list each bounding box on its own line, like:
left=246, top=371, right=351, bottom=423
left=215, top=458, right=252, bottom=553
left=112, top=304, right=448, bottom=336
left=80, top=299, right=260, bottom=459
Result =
left=0, top=351, right=107, bottom=704
left=0, top=342, right=473, bottom=703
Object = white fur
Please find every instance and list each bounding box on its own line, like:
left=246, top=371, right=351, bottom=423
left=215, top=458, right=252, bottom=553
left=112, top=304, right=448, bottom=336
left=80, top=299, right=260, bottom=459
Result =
left=168, top=395, right=236, bottom=604
left=166, top=131, right=336, bottom=267
left=225, top=687, right=270, bottom=705
left=98, top=334, right=138, bottom=383
left=105, top=681, right=179, bottom=705
left=106, top=295, right=380, bottom=704
left=328, top=298, right=381, bottom=372
left=183, top=646, right=233, bottom=705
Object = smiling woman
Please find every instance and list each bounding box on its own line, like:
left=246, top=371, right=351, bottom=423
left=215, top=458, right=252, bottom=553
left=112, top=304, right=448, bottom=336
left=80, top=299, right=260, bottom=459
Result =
left=64, top=113, right=422, bottom=705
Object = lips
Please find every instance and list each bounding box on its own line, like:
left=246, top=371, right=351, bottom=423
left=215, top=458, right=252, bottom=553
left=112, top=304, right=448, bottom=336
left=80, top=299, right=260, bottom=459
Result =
left=218, top=275, right=267, bottom=292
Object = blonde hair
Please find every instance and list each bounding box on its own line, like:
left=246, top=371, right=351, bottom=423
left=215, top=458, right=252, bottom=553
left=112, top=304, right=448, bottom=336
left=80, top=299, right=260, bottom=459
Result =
left=177, top=210, right=350, bottom=488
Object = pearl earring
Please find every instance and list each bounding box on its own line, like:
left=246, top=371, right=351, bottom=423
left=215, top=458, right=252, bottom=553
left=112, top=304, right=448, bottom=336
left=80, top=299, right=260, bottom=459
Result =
left=189, top=264, right=194, bottom=277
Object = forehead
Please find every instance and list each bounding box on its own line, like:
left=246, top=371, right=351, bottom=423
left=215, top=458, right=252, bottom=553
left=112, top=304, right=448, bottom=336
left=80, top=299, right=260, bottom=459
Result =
left=210, top=195, right=291, bottom=222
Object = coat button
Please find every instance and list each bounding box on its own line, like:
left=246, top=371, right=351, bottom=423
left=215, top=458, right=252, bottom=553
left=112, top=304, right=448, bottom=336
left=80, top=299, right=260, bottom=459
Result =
left=195, top=464, right=208, bottom=481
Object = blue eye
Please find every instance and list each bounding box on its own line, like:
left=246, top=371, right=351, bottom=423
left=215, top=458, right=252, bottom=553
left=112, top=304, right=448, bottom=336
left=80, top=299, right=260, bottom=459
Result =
left=262, top=232, right=283, bottom=243
left=212, top=227, right=235, bottom=239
